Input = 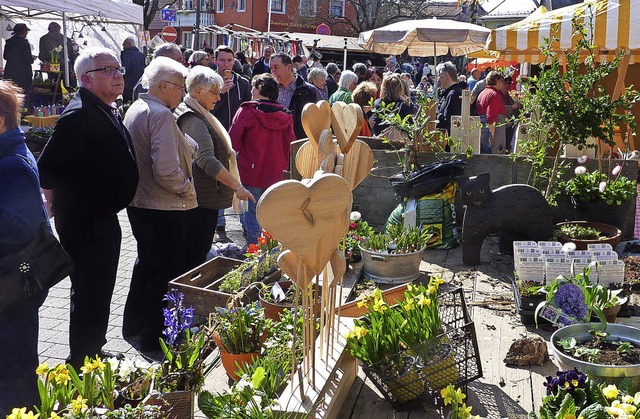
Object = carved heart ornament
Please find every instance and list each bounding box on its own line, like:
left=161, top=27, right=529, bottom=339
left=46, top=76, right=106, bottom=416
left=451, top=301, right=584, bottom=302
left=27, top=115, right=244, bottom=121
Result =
left=257, top=174, right=352, bottom=275
left=301, top=100, right=331, bottom=146
left=331, top=102, right=364, bottom=154
left=278, top=249, right=314, bottom=287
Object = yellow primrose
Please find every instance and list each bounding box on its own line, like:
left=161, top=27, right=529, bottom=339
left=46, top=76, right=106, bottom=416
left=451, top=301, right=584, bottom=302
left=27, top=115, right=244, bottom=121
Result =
left=603, top=384, right=619, bottom=399
left=69, top=395, right=88, bottom=415
left=605, top=406, right=626, bottom=418
left=622, top=395, right=635, bottom=404
left=622, top=403, right=636, bottom=414
left=634, top=391, right=640, bottom=404
left=561, top=414, right=576, bottom=419
left=611, top=400, right=622, bottom=408
left=35, top=362, right=49, bottom=376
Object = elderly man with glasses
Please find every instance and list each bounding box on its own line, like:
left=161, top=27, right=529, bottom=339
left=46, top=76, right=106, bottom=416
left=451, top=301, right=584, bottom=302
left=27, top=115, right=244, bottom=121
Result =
left=38, top=47, right=139, bottom=368
left=122, top=57, right=198, bottom=352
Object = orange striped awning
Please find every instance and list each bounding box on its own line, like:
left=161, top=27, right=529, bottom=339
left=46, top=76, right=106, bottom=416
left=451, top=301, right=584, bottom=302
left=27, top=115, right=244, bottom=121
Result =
left=486, top=0, right=640, bottom=64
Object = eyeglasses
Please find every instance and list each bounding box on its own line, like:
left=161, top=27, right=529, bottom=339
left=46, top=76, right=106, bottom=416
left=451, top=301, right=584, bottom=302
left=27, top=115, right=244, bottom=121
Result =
left=86, top=66, right=126, bottom=76
left=163, top=80, right=186, bottom=93
left=207, top=89, right=221, bottom=97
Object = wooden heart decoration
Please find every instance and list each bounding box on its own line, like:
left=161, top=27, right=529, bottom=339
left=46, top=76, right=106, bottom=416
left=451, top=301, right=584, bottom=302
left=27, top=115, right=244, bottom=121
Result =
left=341, top=139, right=374, bottom=190
left=329, top=248, right=346, bottom=287
left=278, top=249, right=313, bottom=288
left=301, top=100, right=331, bottom=146
left=331, top=102, right=364, bottom=155
left=257, top=174, right=352, bottom=275
left=295, top=134, right=339, bottom=179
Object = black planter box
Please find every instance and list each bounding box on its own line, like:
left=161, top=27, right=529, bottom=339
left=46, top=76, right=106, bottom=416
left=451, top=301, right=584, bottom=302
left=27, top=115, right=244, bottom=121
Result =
left=512, top=279, right=547, bottom=325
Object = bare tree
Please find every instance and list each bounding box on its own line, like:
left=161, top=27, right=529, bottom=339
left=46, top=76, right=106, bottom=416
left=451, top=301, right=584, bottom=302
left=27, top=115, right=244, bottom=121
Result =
left=132, top=0, right=179, bottom=30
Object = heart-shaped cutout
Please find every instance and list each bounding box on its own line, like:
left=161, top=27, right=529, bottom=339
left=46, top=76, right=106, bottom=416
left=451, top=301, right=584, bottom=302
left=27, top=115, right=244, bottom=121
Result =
left=329, top=248, right=346, bottom=287
left=331, top=102, right=364, bottom=155
left=295, top=136, right=339, bottom=179
left=257, top=174, right=352, bottom=275
left=278, top=249, right=313, bottom=288
left=340, top=139, right=374, bottom=190
left=301, top=101, right=331, bottom=147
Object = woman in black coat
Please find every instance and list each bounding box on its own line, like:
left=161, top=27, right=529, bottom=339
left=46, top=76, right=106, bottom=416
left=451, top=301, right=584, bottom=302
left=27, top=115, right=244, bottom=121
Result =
left=3, top=24, right=34, bottom=102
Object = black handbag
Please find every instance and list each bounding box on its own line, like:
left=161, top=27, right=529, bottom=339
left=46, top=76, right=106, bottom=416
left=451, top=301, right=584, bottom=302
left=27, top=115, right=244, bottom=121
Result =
left=0, top=222, right=74, bottom=312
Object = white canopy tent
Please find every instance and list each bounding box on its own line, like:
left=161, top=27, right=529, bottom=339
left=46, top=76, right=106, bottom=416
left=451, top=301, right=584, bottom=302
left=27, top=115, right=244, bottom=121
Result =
left=0, top=0, right=143, bottom=85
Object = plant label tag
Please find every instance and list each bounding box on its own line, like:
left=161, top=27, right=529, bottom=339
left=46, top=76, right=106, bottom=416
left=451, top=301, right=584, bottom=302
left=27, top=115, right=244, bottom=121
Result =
left=591, top=250, right=618, bottom=261
left=587, top=243, right=614, bottom=251
left=538, top=241, right=562, bottom=248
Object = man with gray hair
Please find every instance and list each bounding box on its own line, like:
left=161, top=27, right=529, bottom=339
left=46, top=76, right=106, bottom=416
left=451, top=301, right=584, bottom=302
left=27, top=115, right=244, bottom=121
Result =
left=121, top=35, right=146, bottom=102
left=435, top=61, right=462, bottom=135
left=38, top=47, right=139, bottom=368
left=133, top=43, right=183, bottom=101
left=352, top=62, right=367, bottom=84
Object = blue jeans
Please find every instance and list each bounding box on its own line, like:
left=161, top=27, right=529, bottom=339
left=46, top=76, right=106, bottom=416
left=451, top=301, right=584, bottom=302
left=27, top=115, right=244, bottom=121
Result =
left=241, top=186, right=266, bottom=246
left=479, top=115, right=492, bottom=154
left=217, top=210, right=226, bottom=228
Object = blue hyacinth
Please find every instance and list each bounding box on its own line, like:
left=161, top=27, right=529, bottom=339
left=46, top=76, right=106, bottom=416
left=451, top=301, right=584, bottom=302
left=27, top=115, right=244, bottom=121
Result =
left=554, top=283, right=588, bottom=321
left=162, top=289, right=195, bottom=346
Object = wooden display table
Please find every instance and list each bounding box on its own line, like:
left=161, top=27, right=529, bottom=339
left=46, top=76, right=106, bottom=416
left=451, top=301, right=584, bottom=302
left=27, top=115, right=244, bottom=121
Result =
left=24, top=115, right=59, bottom=128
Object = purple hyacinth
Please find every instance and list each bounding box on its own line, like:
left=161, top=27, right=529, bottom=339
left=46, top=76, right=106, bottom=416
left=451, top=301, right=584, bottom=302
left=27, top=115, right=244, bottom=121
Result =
left=554, top=283, right=588, bottom=321
left=162, top=289, right=195, bottom=346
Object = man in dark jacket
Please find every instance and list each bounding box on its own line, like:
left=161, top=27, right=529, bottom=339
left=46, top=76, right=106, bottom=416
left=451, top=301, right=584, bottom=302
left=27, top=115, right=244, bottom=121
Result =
left=212, top=45, right=252, bottom=242
left=38, top=47, right=139, bottom=369
left=3, top=24, right=34, bottom=102
left=325, top=62, right=339, bottom=97
left=120, top=36, right=146, bottom=103
left=271, top=52, right=320, bottom=140
left=435, top=61, right=463, bottom=136
left=38, top=22, right=76, bottom=71
left=251, top=45, right=273, bottom=78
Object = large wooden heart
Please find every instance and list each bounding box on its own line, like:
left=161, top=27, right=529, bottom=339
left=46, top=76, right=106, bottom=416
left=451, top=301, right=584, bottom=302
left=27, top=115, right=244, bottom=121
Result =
left=341, top=139, right=374, bottom=190
left=278, top=249, right=314, bottom=288
left=301, top=101, right=331, bottom=146
left=257, top=174, right=352, bottom=275
left=331, top=102, right=364, bottom=155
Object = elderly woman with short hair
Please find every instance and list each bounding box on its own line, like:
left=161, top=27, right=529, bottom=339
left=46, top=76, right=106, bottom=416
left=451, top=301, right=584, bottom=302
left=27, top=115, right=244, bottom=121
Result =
left=189, top=50, right=211, bottom=68
left=308, top=67, right=328, bottom=100
left=122, top=57, right=198, bottom=351
left=175, top=66, right=255, bottom=267
left=329, top=69, right=358, bottom=104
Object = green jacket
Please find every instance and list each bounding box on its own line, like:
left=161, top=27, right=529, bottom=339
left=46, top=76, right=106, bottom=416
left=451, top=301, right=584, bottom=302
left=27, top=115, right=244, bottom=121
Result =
left=329, top=87, right=352, bottom=105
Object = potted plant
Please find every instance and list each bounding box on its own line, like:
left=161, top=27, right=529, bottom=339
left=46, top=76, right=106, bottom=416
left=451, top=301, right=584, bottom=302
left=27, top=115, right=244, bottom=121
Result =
left=258, top=280, right=321, bottom=321
left=208, top=300, right=270, bottom=381
left=553, top=221, right=622, bottom=250
left=512, top=17, right=640, bottom=210
left=593, top=284, right=628, bottom=324
left=145, top=289, right=208, bottom=418
left=108, top=357, right=157, bottom=408
left=359, top=224, right=434, bottom=284
left=512, top=277, right=546, bottom=325
left=339, top=211, right=374, bottom=264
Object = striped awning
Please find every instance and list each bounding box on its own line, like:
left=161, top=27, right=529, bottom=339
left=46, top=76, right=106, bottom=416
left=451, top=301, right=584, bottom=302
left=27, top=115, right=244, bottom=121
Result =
left=486, top=0, right=640, bottom=64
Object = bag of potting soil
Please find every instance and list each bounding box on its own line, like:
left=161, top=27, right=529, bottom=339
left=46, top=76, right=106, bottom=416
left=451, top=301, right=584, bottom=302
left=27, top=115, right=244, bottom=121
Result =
left=386, top=182, right=460, bottom=249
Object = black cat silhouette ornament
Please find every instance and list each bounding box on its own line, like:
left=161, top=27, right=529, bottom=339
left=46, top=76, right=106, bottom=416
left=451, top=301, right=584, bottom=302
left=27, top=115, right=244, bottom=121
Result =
left=458, top=173, right=553, bottom=265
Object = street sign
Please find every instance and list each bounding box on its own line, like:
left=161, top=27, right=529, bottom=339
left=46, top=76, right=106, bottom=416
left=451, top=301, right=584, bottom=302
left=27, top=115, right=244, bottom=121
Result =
left=161, top=9, right=177, bottom=22
left=316, top=23, right=330, bottom=35
left=161, top=26, right=178, bottom=43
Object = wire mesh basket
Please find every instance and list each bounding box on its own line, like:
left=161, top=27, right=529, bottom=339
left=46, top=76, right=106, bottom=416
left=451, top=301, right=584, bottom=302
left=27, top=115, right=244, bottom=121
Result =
left=361, top=287, right=482, bottom=410
left=144, top=390, right=194, bottom=419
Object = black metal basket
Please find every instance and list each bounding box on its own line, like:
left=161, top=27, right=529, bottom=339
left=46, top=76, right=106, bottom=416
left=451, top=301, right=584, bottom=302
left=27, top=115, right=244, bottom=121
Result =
left=361, top=287, right=482, bottom=410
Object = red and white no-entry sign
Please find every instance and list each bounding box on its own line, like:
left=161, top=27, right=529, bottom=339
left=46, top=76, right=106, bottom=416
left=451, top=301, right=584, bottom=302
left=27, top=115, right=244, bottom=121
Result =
left=162, top=26, right=178, bottom=43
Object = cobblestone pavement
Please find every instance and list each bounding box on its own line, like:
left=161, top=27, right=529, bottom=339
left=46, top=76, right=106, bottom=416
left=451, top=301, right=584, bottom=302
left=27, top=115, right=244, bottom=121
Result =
left=39, top=208, right=245, bottom=365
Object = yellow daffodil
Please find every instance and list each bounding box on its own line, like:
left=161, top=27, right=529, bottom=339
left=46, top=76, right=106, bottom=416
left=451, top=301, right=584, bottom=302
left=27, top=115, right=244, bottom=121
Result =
left=91, top=356, right=106, bottom=372
left=435, top=275, right=445, bottom=285
left=372, top=288, right=383, bottom=300
left=49, top=413, right=60, bottom=419
left=407, top=284, right=415, bottom=293
left=403, top=298, right=415, bottom=311
left=440, top=386, right=453, bottom=405
left=561, top=414, right=576, bottom=419
left=80, top=363, right=95, bottom=374
left=356, top=300, right=365, bottom=308
left=353, top=325, right=369, bottom=339
left=7, top=408, right=27, bottom=419
left=603, top=384, right=619, bottom=399
left=416, top=294, right=431, bottom=307
left=69, top=395, right=88, bottom=415
left=372, top=299, right=388, bottom=313
left=35, top=362, right=49, bottom=376
left=427, top=285, right=437, bottom=295
left=54, top=368, right=71, bottom=385
left=454, top=387, right=466, bottom=402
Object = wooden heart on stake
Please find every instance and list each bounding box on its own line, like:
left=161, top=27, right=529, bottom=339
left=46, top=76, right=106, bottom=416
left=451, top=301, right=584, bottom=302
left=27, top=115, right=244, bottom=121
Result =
left=331, top=102, right=364, bottom=155
left=278, top=249, right=313, bottom=287
left=341, top=139, right=374, bottom=190
left=257, top=173, right=352, bottom=275
left=301, top=101, right=331, bottom=146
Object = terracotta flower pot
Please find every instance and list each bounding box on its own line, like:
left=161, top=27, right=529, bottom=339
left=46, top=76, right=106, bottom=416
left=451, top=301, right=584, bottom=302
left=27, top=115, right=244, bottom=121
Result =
left=259, top=280, right=321, bottom=321
left=220, top=351, right=260, bottom=381
left=603, top=304, right=621, bottom=323
left=554, top=221, right=622, bottom=250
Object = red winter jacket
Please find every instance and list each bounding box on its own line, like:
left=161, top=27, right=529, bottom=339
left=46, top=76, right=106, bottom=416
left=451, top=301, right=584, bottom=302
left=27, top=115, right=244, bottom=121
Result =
left=230, top=100, right=296, bottom=189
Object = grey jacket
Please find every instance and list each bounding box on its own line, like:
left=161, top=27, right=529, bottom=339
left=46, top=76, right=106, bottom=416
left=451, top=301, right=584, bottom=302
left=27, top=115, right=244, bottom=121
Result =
left=124, top=93, right=197, bottom=211
left=174, top=102, right=233, bottom=210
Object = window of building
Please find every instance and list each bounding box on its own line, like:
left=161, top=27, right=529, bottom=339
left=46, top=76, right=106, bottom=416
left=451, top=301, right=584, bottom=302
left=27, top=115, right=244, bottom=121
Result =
left=182, top=0, right=193, bottom=9
left=217, top=0, right=224, bottom=13
left=300, top=0, right=316, bottom=16
left=237, top=0, right=246, bottom=11
left=328, top=0, right=344, bottom=16
left=270, top=0, right=285, bottom=14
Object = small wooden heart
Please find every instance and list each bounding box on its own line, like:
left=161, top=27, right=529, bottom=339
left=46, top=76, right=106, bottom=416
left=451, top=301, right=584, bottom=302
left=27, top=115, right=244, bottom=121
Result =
left=341, top=139, right=374, bottom=190
left=278, top=249, right=313, bottom=288
left=331, top=102, right=364, bottom=155
left=301, top=101, right=331, bottom=146
left=295, top=135, right=339, bottom=179
left=257, top=174, right=352, bottom=275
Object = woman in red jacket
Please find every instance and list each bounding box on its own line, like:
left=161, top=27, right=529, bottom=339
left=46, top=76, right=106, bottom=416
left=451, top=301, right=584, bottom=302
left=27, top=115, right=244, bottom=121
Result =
left=230, top=73, right=296, bottom=246
left=476, top=71, right=507, bottom=154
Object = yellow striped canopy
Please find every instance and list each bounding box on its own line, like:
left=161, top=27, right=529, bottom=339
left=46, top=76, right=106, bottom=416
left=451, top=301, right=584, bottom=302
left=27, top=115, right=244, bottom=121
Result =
left=486, top=0, right=640, bottom=64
